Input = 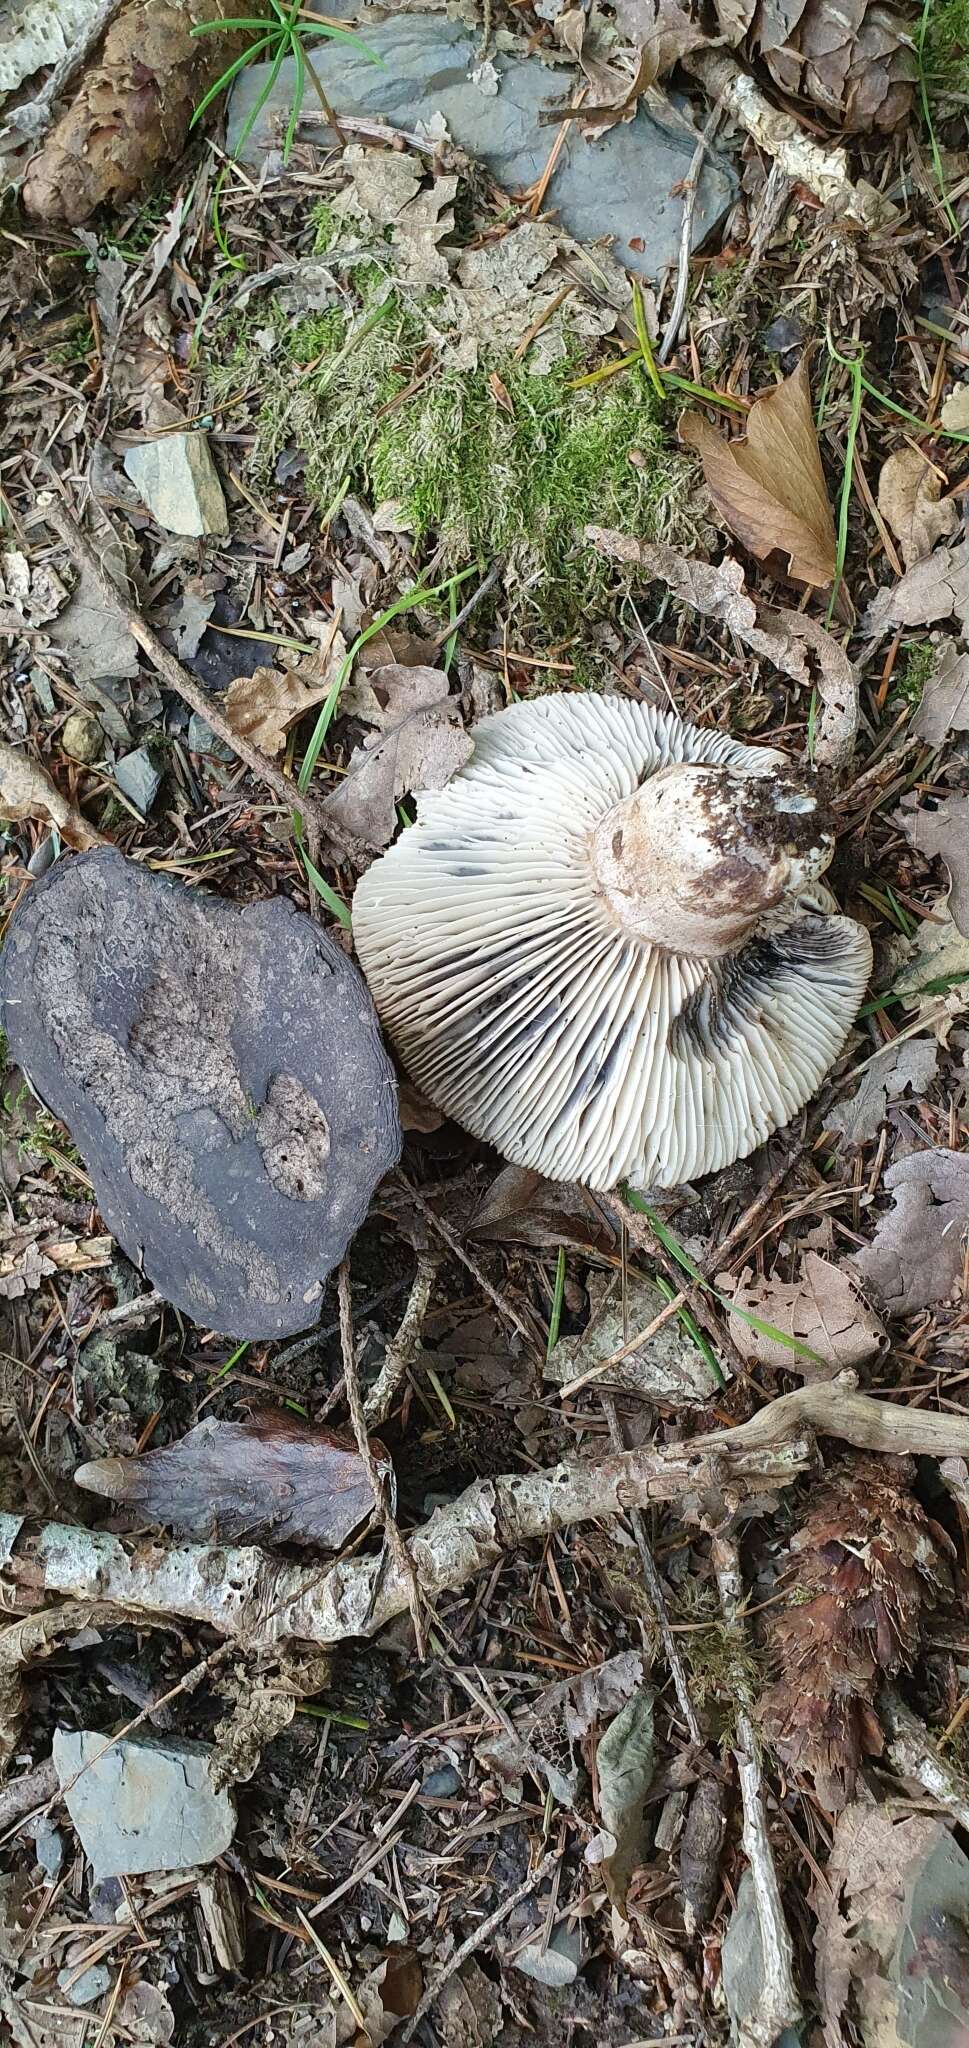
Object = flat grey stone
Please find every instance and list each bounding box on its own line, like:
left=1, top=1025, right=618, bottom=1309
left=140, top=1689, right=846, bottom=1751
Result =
left=53, top=1730, right=236, bottom=1879
left=227, top=22, right=735, bottom=279
left=0, top=850, right=401, bottom=1337
left=187, top=711, right=234, bottom=760
left=115, top=746, right=161, bottom=815
left=512, top=1918, right=583, bottom=1987
left=58, top=1962, right=112, bottom=2006
left=30, top=1816, right=65, bottom=1878
left=123, top=431, right=228, bottom=537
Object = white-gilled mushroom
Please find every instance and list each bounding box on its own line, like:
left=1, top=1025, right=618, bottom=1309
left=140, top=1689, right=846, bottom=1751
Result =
left=353, top=694, right=872, bottom=1191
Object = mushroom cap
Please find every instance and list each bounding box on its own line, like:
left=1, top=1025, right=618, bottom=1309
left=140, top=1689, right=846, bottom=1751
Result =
left=0, top=850, right=401, bottom=1336
left=352, top=695, right=872, bottom=1191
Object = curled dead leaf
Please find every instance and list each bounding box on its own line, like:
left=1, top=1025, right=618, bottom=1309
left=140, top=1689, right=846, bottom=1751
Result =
left=680, top=355, right=836, bottom=589
left=74, top=1411, right=388, bottom=1548
left=718, top=1251, right=886, bottom=1377
left=876, top=446, right=958, bottom=568
left=0, top=741, right=107, bottom=852
left=223, top=665, right=329, bottom=757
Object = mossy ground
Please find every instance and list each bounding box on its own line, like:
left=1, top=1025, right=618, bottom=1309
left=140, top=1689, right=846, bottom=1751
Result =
left=208, top=250, right=696, bottom=640
left=922, top=0, right=969, bottom=91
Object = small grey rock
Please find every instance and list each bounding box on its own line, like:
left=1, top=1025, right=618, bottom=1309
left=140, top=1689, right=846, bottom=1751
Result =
left=58, top=1962, right=112, bottom=2006
left=115, top=747, right=161, bottom=815
left=0, top=850, right=401, bottom=1337
left=226, top=24, right=735, bottom=280
left=187, top=711, right=234, bottom=761
left=61, top=710, right=102, bottom=763
left=422, top=1765, right=463, bottom=1798
left=29, top=1816, right=65, bottom=1878
left=53, top=1730, right=236, bottom=1879
left=124, top=431, right=228, bottom=537
left=512, top=1918, right=583, bottom=1987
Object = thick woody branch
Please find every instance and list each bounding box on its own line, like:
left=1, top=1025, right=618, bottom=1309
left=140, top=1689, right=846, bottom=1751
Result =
left=682, top=49, right=895, bottom=229
left=5, top=1385, right=969, bottom=1658
left=2, top=1426, right=813, bottom=1655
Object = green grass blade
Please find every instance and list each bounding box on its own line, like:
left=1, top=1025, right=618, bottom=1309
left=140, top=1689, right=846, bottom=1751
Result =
left=546, top=1247, right=567, bottom=1361
left=917, top=0, right=960, bottom=233
left=625, top=1190, right=826, bottom=1368
left=284, top=28, right=306, bottom=160
left=190, top=32, right=276, bottom=126
left=631, top=279, right=665, bottom=402
left=300, top=20, right=384, bottom=57
left=293, top=814, right=352, bottom=925
left=191, top=16, right=274, bottom=32
left=297, top=565, right=478, bottom=792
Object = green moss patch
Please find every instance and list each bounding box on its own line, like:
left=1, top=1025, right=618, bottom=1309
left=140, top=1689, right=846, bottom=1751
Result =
left=208, top=265, right=695, bottom=638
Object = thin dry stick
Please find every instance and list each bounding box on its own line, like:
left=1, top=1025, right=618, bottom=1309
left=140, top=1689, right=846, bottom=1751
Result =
left=39, top=496, right=357, bottom=853
left=600, top=1390, right=703, bottom=1746
left=429, top=556, right=505, bottom=651
left=337, top=1259, right=426, bottom=1655
left=658, top=109, right=720, bottom=364
left=401, top=1847, right=561, bottom=2040
left=880, top=1686, right=969, bottom=1830
left=713, top=1532, right=801, bottom=2048
left=401, top=1181, right=537, bottom=1348
left=364, top=1256, right=438, bottom=1427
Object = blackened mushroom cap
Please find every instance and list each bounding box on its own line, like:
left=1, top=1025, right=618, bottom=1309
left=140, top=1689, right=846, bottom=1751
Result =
left=0, top=850, right=401, bottom=1336
left=352, top=695, right=872, bottom=1191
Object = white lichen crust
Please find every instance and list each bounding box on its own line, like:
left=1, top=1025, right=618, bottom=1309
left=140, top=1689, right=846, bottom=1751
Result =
left=353, top=695, right=872, bottom=1190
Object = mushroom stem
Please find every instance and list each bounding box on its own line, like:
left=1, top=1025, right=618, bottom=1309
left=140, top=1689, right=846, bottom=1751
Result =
left=590, top=761, right=833, bottom=958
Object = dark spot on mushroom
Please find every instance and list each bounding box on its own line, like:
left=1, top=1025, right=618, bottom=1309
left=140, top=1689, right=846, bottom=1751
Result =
left=612, top=828, right=624, bottom=860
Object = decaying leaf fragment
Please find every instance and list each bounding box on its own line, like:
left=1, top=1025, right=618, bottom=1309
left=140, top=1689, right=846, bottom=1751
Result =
left=0, top=740, right=107, bottom=851
left=75, top=1412, right=388, bottom=1548
left=324, top=697, right=473, bottom=850
left=591, top=1682, right=655, bottom=1914
left=759, top=1456, right=950, bottom=1811
left=587, top=528, right=858, bottom=767
left=224, top=665, right=330, bottom=758
left=680, top=356, right=837, bottom=590
left=719, top=1251, right=886, bottom=1377
left=912, top=641, right=969, bottom=745
left=877, top=447, right=959, bottom=569
left=21, top=0, right=242, bottom=225
left=863, top=531, right=969, bottom=638
left=817, top=1806, right=969, bottom=2048
left=852, top=1147, right=969, bottom=1314
left=897, top=794, right=969, bottom=940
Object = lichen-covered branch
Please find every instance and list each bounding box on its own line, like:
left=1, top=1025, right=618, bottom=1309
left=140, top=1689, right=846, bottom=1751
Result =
left=683, top=49, right=895, bottom=228
left=5, top=1385, right=969, bottom=1662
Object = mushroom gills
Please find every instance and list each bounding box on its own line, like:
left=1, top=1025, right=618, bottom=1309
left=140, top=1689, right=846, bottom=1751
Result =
left=353, top=695, right=872, bottom=1191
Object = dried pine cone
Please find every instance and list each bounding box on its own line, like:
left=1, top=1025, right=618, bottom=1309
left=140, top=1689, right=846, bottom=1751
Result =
left=759, top=1455, right=951, bottom=1811
left=715, top=0, right=918, bottom=133
left=22, top=0, right=244, bottom=226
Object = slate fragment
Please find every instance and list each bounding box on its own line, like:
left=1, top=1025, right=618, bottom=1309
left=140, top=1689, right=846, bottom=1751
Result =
left=0, top=851, right=401, bottom=1337
left=53, top=1730, right=235, bottom=1879
left=226, top=22, right=736, bottom=280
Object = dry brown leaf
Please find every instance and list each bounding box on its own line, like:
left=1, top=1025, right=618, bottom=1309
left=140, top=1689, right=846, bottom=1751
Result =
left=863, top=531, right=969, bottom=636
left=612, top=0, right=714, bottom=77
left=912, top=639, right=969, bottom=744
left=223, top=665, right=329, bottom=757
left=876, top=446, right=959, bottom=568
left=718, top=1251, right=885, bottom=1377
left=898, top=793, right=969, bottom=938
left=851, top=1147, right=969, bottom=1313
left=470, top=1163, right=618, bottom=1258
left=680, top=356, right=836, bottom=589
left=324, top=701, right=472, bottom=850
left=585, top=529, right=858, bottom=766
left=75, top=1412, right=388, bottom=1548
left=0, top=740, right=107, bottom=851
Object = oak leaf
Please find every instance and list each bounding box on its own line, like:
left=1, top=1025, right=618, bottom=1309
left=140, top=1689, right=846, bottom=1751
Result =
left=223, top=665, right=329, bottom=757
left=680, top=355, right=836, bottom=589
left=876, top=446, right=958, bottom=568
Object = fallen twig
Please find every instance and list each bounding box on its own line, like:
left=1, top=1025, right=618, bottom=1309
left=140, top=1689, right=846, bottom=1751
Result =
left=658, top=109, right=721, bottom=365
left=880, top=1687, right=969, bottom=1830
left=400, top=1847, right=561, bottom=2040
left=365, top=1255, right=439, bottom=1427
left=337, top=1259, right=427, bottom=1655
left=4, top=1386, right=968, bottom=1683
left=39, top=496, right=359, bottom=855
left=601, top=1390, right=704, bottom=1745
left=714, top=1532, right=802, bottom=2048
left=682, top=50, right=895, bottom=228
